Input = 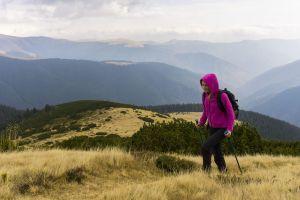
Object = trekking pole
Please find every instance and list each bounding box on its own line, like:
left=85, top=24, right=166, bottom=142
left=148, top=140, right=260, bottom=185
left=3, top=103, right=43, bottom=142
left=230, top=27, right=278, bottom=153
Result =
left=195, top=120, right=204, bottom=145
left=228, top=137, right=243, bottom=174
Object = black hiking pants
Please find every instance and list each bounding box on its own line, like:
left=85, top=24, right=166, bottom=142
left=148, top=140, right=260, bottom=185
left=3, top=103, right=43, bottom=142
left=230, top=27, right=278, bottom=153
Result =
left=201, top=127, right=227, bottom=172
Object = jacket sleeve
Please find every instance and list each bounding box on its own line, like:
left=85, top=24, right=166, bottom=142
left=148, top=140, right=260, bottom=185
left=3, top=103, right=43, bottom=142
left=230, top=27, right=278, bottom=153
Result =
left=221, top=93, right=235, bottom=132
left=198, top=97, right=207, bottom=126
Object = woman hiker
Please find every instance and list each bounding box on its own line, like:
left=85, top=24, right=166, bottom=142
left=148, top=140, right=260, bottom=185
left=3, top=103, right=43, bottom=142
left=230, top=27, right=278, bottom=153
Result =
left=196, top=73, right=235, bottom=173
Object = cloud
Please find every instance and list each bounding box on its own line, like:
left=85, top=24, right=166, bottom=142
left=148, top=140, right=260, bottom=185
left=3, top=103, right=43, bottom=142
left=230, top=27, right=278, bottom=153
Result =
left=0, top=0, right=300, bottom=42
left=0, top=0, right=151, bottom=20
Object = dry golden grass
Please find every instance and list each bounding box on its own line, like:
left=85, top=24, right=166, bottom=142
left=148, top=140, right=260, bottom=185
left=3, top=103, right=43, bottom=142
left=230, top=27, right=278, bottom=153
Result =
left=20, top=109, right=240, bottom=149
left=24, top=107, right=176, bottom=148
left=0, top=148, right=299, bottom=200
left=80, top=107, right=173, bottom=137
left=0, top=148, right=161, bottom=200
left=168, top=112, right=200, bottom=123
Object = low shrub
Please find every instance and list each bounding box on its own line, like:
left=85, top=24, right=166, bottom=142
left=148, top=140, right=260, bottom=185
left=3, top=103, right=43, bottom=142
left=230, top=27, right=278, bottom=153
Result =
left=138, top=117, right=154, bottom=123
left=155, top=155, right=197, bottom=173
left=65, top=166, right=86, bottom=184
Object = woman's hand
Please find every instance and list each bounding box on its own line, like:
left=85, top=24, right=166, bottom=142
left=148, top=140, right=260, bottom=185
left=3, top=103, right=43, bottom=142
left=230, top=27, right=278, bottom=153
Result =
left=224, top=130, right=232, bottom=138
left=195, top=120, right=201, bottom=129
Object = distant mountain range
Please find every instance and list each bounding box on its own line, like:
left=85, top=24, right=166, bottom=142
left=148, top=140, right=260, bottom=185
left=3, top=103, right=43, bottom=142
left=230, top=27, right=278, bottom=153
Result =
left=0, top=56, right=203, bottom=109
left=161, top=39, right=300, bottom=77
left=2, top=34, right=300, bottom=128
left=240, top=60, right=300, bottom=105
left=251, top=86, right=300, bottom=127
left=3, top=34, right=300, bottom=86
left=238, top=60, right=300, bottom=126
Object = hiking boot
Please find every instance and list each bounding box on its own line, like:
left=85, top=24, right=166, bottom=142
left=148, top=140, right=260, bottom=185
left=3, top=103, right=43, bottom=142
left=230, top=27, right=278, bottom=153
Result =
left=219, top=167, right=228, bottom=174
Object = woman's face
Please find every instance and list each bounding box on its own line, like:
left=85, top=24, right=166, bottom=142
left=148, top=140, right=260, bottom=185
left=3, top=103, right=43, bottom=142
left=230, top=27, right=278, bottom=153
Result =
left=201, top=80, right=210, bottom=93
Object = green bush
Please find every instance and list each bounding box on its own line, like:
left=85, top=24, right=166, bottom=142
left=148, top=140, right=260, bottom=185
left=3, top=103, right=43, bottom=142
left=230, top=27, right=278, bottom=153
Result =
left=155, top=155, right=197, bottom=173
left=221, top=123, right=264, bottom=155
left=20, top=127, right=49, bottom=138
left=1, top=173, right=7, bottom=183
left=96, top=132, right=108, bottom=136
left=65, top=167, right=86, bottom=184
left=36, top=132, right=52, bottom=140
left=138, top=116, right=154, bottom=123
left=45, top=141, right=54, bottom=146
left=56, top=134, right=131, bottom=150
left=81, top=127, right=89, bottom=131
left=52, top=125, right=69, bottom=133
left=87, top=123, right=97, bottom=129
left=18, top=139, right=31, bottom=146
left=131, top=119, right=285, bottom=155
left=69, top=124, right=82, bottom=131
left=0, top=138, right=17, bottom=152
left=81, top=123, right=97, bottom=131
left=155, top=113, right=168, bottom=118
left=105, top=116, right=112, bottom=122
left=0, top=123, right=20, bottom=151
left=131, top=119, right=206, bottom=154
left=68, top=113, right=81, bottom=120
left=12, top=171, right=54, bottom=194
left=260, top=140, right=300, bottom=156
left=54, top=119, right=300, bottom=156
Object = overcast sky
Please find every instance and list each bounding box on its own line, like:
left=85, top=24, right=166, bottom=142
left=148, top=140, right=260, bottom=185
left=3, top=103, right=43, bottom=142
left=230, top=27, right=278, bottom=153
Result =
left=0, top=0, right=300, bottom=42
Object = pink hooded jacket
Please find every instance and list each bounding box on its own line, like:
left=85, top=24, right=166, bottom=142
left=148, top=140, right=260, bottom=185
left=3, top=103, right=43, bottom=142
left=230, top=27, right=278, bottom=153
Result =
left=198, top=73, right=235, bottom=132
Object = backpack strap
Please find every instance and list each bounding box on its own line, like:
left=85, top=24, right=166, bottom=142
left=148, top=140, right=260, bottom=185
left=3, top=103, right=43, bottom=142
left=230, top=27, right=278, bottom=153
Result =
left=217, top=90, right=226, bottom=112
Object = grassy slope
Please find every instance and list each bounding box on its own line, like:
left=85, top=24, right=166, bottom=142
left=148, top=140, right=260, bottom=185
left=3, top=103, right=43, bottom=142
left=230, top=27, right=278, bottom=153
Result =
left=5, top=102, right=300, bottom=199
left=0, top=148, right=299, bottom=200
left=19, top=105, right=232, bottom=149
left=19, top=101, right=177, bottom=148
left=21, top=100, right=136, bottom=130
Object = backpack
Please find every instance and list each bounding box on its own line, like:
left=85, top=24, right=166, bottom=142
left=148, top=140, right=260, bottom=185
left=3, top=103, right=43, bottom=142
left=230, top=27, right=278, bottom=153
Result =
left=202, top=88, right=239, bottom=119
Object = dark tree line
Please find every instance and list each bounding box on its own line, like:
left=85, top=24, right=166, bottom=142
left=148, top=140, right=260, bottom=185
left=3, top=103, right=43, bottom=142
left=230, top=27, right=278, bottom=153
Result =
left=141, top=103, right=202, bottom=113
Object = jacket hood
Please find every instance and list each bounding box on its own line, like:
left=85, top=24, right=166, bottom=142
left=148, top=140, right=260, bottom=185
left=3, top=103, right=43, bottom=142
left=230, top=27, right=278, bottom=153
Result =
left=200, top=73, right=219, bottom=94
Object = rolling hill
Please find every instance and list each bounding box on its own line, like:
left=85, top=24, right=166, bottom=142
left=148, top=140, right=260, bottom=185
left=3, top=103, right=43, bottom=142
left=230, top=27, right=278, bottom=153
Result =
left=8, top=34, right=300, bottom=85
left=251, top=86, right=300, bottom=127
left=161, top=39, right=300, bottom=77
left=239, top=59, right=300, bottom=108
left=0, top=56, right=202, bottom=109
left=13, top=100, right=300, bottom=151
left=2, top=35, right=300, bottom=76
left=17, top=100, right=177, bottom=148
